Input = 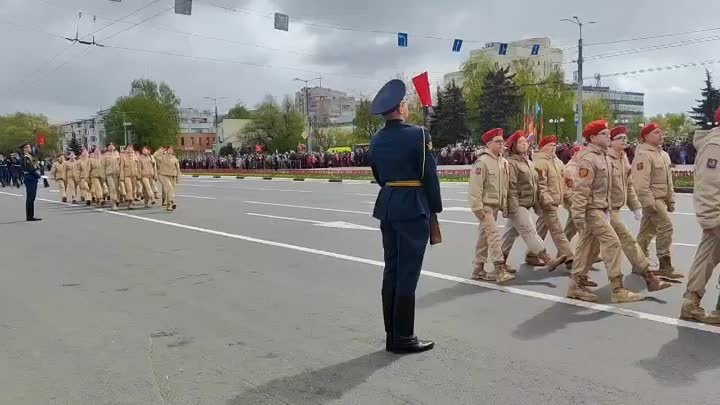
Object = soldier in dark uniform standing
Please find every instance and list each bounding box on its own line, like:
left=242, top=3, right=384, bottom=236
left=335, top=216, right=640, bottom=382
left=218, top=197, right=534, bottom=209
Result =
left=19, top=142, right=41, bottom=221
left=370, top=79, right=443, bottom=354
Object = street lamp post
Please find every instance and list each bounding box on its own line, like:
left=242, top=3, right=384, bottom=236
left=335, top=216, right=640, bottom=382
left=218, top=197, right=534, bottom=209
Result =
left=562, top=16, right=596, bottom=144
left=123, top=121, right=132, bottom=146
left=293, top=77, right=322, bottom=153
left=548, top=117, right=566, bottom=136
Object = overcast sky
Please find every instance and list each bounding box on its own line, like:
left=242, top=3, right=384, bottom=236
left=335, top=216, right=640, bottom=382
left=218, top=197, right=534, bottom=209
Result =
left=1, top=0, right=719, bottom=123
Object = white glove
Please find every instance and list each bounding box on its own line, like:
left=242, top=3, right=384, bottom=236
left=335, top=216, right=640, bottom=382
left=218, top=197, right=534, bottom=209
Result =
left=633, top=209, right=642, bottom=221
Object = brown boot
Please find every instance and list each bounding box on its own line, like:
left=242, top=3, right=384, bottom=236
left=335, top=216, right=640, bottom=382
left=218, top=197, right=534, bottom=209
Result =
left=638, top=266, right=672, bottom=292
left=503, top=254, right=517, bottom=274
left=577, top=274, right=598, bottom=288
left=679, top=292, right=720, bottom=323
left=494, top=262, right=515, bottom=284
left=610, top=276, right=645, bottom=303
left=525, top=254, right=545, bottom=267
left=471, top=264, right=495, bottom=282
left=567, top=275, right=598, bottom=302
left=537, top=250, right=567, bottom=272
left=564, top=260, right=573, bottom=270
left=655, top=256, right=684, bottom=279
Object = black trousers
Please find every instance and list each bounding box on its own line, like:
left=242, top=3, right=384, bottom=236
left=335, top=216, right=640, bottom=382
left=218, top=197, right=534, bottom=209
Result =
left=24, top=175, right=38, bottom=219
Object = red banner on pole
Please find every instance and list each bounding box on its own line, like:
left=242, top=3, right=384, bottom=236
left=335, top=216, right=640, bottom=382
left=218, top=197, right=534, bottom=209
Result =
left=255, top=144, right=263, bottom=153
left=38, top=134, right=46, bottom=146
left=411, top=71, right=432, bottom=107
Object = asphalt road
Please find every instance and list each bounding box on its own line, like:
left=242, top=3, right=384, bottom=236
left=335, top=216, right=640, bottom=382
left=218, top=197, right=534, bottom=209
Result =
left=1, top=177, right=720, bottom=405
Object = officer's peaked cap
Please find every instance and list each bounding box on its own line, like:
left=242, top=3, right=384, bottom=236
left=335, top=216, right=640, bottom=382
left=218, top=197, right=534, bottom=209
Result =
left=371, top=79, right=406, bottom=115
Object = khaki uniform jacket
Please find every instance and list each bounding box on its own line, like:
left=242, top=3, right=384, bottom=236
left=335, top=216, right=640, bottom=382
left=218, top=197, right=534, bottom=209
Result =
left=533, top=150, right=564, bottom=207
left=51, top=161, right=66, bottom=181
left=506, top=153, right=540, bottom=214
left=155, top=151, right=181, bottom=178
left=139, top=155, right=156, bottom=178
left=693, top=127, right=720, bottom=230
left=65, top=160, right=80, bottom=181
left=120, top=154, right=140, bottom=179
left=78, top=157, right=91, bottom=180
left=570, top=144, right=612, bottom=225
left=563, top=158, right=579, bottom=208
left=607, top=148, right=641, bottom=211
left=468, top=150, right=509, bottom=213
left=104, top=152, right=121, bottom=177
left=89, top=157, right=104, bottom=179
left=631, top=142, right=674, bottom=209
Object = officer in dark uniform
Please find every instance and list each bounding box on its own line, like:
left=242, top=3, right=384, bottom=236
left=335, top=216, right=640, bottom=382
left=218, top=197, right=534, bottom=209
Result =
left=19, top=142, right=42, bottom=221
left=370, top=79, right=443, bottom=354
left=0, top=154, right=7, bottom=187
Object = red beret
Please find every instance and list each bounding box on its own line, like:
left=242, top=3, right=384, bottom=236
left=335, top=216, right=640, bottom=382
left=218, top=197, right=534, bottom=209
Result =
left=640, top=123, right=661, bottom=140
left=610, top=126, right=628, bottom=140
left=539, top=135, right=558, bottom=148
left=715, top=107, right=720, bottom=125
left=482, top=128, right=504, bottom=144
left=571, top=145, right=583, bottom=156
left=582, top=120, right=609, bottom=139
left=505, top=130, right=526, bottom=149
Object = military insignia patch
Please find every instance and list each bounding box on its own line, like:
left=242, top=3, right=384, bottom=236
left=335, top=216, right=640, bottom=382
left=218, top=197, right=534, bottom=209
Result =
left=565, top=178, right=573, bottom=188
left=636, top=162, right=644, bottom=171
left=708, top=158, right=718, bottom=169
left=475, top=167, right=482, bottom=175
left=579, top=168, right=589, bottom=178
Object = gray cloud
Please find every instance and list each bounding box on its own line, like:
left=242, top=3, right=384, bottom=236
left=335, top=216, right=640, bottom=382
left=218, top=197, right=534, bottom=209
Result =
left=1, top=0, right=720, bottom=122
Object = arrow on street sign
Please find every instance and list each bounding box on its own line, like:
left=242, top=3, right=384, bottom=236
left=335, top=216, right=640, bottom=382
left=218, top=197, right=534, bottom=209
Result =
left=452, top=39, right=463, bottom=52
left=398, top=33, right=408, bottom=47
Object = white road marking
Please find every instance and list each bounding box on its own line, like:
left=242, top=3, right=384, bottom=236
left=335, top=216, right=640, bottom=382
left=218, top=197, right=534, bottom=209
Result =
left=183, top=184, right=313, bottom=193
left=444, top=206, right=472, bottom=212
left=243, top=201, right=481, bottom=226
left=176, top=194, right=216, bottom=200
left=248, top=212, right=378, bottom=231
left=26, top=193, right=720, bottom=336
left=246, top=212, right=324, bottom=224
left=0, top=191, right=23, bottom=197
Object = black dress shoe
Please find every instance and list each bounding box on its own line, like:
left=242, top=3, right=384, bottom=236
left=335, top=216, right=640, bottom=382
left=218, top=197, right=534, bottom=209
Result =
left=390, top=336, right=434, bottom=354
left=26, top=217, right=42, bottom=222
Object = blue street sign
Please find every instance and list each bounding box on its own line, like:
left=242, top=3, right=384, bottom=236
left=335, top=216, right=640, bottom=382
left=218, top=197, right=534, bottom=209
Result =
left=452, top=39, right=463, bottom=52
left=498, top=43, right=508, bottom=55
left=531, top=44, right=540, bottom=56
left=398, top=33, right=408, bottom=48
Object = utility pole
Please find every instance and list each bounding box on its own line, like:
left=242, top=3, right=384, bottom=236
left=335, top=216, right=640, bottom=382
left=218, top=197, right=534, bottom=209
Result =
left=563, top=16, right=595, bottom=143
left=203, top=96, right=227, bottom=152
left=293, top=77, right=321, bottom=153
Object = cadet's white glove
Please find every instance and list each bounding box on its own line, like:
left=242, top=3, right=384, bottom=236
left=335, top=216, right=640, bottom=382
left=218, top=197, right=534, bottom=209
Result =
left=633, top=209, right=643, bottom=221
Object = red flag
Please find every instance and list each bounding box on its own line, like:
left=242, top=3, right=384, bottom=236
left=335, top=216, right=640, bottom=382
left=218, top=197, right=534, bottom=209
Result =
left=38, top=134, right=46, bottom=146
left=411, top=72, right=432, bottom=107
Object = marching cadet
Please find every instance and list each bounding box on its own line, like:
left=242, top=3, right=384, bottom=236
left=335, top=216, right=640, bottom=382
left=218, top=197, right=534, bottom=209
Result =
left=89, top=150, right=105, bottom=206
left=563, top=145, right=583, bottom=243
left=525, top=135, right=574, bottom=268
left=78, top=149, right=92, bottom=205
left=65, top=152, right=80, bottom=204
left=567, top=120, right=644, bottom=303
left=120, top=145, right=140, bottom=209
left=19, top=142, right=41, bottom=221
left=469, top=128, right=511, bottom=283
left=369, top=79, right=442, bottom=354
left=680, top=109, right=720, bottom=324
left=135, top=150, right=144, bottom=201
left=500, top=131, right=567, bottom=272
left=632, top=123, right=683, bottom=279
left=104, top=143, right=122, bottom=210
left=581, top=126, right=671, bottom=292
left=139, top=146, right=157, bottom=207
left=155, top=146, right=181, bottom=211
left=50, top=154, right=68, bottom=203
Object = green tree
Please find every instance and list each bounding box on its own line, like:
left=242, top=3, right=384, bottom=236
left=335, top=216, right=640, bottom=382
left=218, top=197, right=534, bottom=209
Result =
left=582, top=97, right=615, bottom=127
left=690, top=69, right=720, bottom=130
left=352, top=99, right=383, bottom=139
left=472, top=67, right=522, bottom=142
left=461, top=54, right=494, bottom=120
left=430, top=81, right=470, bottom=147
left=244, top=95, right=305, bottom=153
left=227, top=103, right=253, bottom=119
left=0, top=113, right=58, bottom=156
left=219, top=144, right=236, bottom=156
left=68, top=134, right=82, bottom=155
left=513, top=64, right=575, bottom=141
left=104, top=79, right=181, bottom=148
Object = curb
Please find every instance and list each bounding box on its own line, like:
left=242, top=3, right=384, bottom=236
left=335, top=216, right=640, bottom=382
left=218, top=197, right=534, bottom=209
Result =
left=192, top=174, right=199, bottom=177
left=213, top=175, right=221, bottom=178
left=293, top=178, right=305, bottom=181
left=674, top=187, right=693, bottom=194
left=262, top=177, right=273, bottom=180
left=235, top=176, right=244, bottom=179
left=328, top=179, right=342, bottom=183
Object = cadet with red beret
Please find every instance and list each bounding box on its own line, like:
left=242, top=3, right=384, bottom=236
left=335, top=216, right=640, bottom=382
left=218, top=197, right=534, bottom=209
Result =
left=500, top=131, right=567, bottom=273
left=631, top=123, right=683, bottom=279
left=567, top=120, right=645, bottom=303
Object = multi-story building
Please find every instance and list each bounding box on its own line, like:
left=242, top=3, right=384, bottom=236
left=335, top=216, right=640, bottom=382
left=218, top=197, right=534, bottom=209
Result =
left=295, top=86, right=359, bottom=125
left=569, top=85, right=645, bottom=121
left=55, top=109, right=110, bottom=152
left=179, top=108, right=214, bottom=134
left=444, top=37, right=564, bottom=87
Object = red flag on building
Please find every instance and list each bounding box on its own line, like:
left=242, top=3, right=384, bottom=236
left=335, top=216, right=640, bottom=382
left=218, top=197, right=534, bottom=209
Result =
left=411, top=72, right=432, bottom=107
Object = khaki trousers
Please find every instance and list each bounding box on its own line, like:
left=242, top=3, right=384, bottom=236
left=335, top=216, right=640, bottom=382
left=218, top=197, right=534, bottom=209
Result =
left=582, top=209, right=650, bottom=273
left=56, top=179, right=66, bottom=200
left=80, top=178, right=91, bottom=201
left=474, top=206, right=503, bottom=267
left=684, top=227, right=720, bottom=299
left=90, top=178, right=103, bottom=201
left=141, top=176, right=155, bottom=202
left=637, top=199, right=674, bottom=258
left=572, top=209, right=623, bottom=280
left=528, top=205, right=574, bottom=260
left=66, top=178, right=77, bottom=201
left=106, top=175, right=120, bottom=203
left=123, top=177, right=137, bottom=203
left=501, top=207, right=546, bottom=256
left=159, top=175, right=176, bottom=206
